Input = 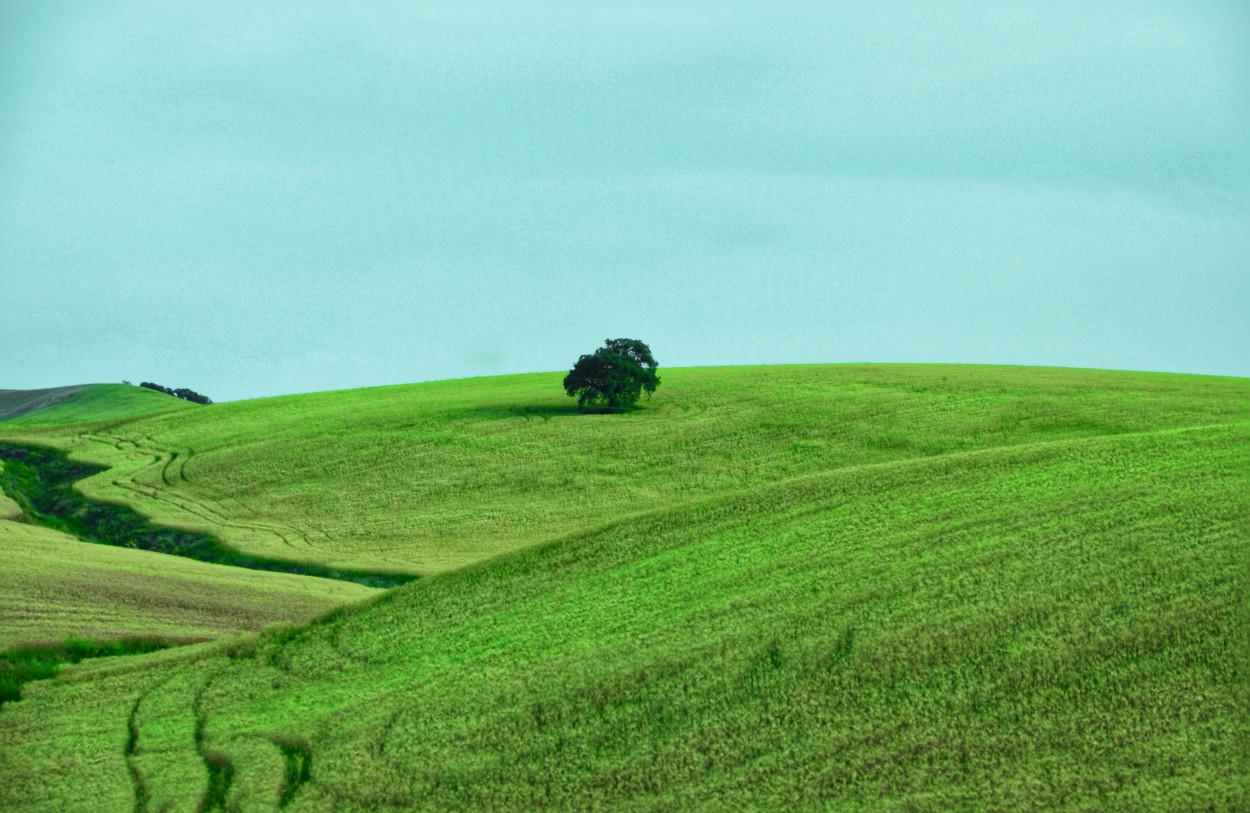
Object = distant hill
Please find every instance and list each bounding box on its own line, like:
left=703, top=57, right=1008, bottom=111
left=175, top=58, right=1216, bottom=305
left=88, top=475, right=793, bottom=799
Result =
left=0, top=383, right=198, bottom=426
left=0, top=385, right=89, bottom=422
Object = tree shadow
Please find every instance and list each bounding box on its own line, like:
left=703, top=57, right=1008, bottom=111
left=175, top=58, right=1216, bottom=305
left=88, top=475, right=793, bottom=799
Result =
left=448, top=403, right=584, bottom=421
left=447, top=403, right=637, bottom=420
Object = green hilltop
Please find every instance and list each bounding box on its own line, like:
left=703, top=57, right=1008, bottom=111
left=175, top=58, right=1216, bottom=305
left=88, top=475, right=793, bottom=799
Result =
left=0, top=383, right=197, bottom=426
left=4, top=365, right=1247, bottom=575
left=0, top=365, right=1246, bottom=811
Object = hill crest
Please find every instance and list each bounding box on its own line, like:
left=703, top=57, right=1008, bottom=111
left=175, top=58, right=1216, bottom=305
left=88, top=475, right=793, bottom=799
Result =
left=0, top=383, right=196, bottom=425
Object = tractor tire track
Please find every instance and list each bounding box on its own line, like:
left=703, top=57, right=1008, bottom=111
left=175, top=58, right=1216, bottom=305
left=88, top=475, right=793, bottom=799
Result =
left=124, top=672, right=180, bottom=813
left=132, top=434, right=318, bottom=549
left=193, top=671, right=236, bottom=813
left=94, top=432, right=314, bottom=550
left=108, top=475, right=304, bottom=550
left=119, top=436, right=313, bottom=549
left=125, top=694, right=151, bottom=813
left=271, top=737, right=313, bottom=808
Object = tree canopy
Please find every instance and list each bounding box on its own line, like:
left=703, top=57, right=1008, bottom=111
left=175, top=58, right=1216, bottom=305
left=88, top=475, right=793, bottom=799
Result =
left=139, top=382, right=213, bottom=405
left=563, top=338, right=660, bottom=412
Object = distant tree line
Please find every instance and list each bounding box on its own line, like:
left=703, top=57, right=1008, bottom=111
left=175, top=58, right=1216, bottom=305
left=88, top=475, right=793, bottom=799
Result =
left=139, top=382, right=213, bottom=405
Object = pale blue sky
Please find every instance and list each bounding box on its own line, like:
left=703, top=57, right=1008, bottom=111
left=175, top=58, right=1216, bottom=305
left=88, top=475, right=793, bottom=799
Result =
left=2, top=1, right=1246, bottom=401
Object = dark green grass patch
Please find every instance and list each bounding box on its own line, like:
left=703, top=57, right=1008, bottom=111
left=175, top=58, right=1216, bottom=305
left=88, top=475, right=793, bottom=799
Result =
left=273, top=737, right=313, bottom=808
left=0, top=636, right=173, bottom=707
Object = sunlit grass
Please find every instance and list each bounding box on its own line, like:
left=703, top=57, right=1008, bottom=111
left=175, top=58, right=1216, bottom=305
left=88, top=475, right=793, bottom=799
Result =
left=4, top=365, right=1247, bottom=575
left=0, top=518, right=375, bottom=651
left=0, top=365, right=1246, bottom=811
left=2, top=383, right=195, bottom=426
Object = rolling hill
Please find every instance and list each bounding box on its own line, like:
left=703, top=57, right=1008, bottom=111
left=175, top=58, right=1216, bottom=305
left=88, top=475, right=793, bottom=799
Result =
left=3, top=365, right=1247, bottom=575
left=0, top=517, right=373, bottom=650
left=0, top=365, right=1246, bottom=811
left=0, top=383, right=197, bottom=425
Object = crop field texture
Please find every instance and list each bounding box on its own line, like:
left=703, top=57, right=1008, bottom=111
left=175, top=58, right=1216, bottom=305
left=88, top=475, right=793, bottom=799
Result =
left=0, top=518, right=374, bottom=650
left=0, top=365, right=1247, bottom=811
left=3, top=365, right=1248, bottom=575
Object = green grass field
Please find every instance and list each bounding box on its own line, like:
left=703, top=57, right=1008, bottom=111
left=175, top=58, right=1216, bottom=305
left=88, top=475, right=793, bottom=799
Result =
left=4, top=366, right=1247, bottom=575
left=1, top=383, right=196, bottom=426
left=0, top=365, right=1246, bottom=811
left=0, top=518, right=374, bottom=650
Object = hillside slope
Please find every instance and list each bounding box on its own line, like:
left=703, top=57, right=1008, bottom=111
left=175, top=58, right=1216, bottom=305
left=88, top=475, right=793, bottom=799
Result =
left=3, top=365, right=1247, bottom=574
left=0, top=385, right=89, bottom=422
left=0, top=365, right=1246, bottom=811
left=0, top=518, right=374, bottom=650
left=0, top=419, right=1245, bottom=811
left=0, top=383, right=196, bottom=425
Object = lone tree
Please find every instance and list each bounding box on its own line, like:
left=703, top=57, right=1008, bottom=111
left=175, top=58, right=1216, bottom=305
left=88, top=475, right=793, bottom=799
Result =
left=563, top=338, right=660, bottom=412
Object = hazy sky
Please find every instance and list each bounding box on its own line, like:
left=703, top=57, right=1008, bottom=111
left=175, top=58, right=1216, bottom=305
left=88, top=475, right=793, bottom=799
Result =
left=2, top=1, right=1246, bottom=401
